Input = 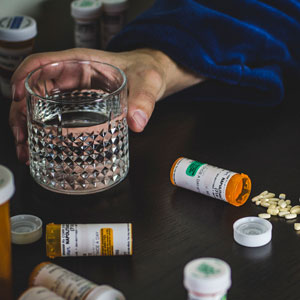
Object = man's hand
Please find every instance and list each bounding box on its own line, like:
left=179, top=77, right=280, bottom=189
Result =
left=9, top=48, right=204, bottom=162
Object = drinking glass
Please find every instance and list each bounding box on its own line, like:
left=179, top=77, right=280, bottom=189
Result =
left=25, top=60, right=129, bottom=194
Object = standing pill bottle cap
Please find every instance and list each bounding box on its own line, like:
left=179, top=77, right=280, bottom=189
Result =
left=183, top=257, right=231, bottom=295
left=86, top=285, right=126, bottom=300
left=0, top=16, right=37, bottom=42
left=233, top=216, right=272, bottom=247
left=11, top=214, right=43, bottom=245
left=71, top=0, right=102, bottom=19
left=0, top=165, right=15, bottom=205
left=102, top=0, right=128, bottom=13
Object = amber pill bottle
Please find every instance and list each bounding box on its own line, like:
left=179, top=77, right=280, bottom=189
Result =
left=0, top=165, right=15, bottom=300
left=170, top=157, right=251, bottom=206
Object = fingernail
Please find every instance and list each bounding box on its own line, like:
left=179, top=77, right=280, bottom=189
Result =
left=11, top=84, right=16, bottom=101
left=12, top=126, right=19, bottom=143
left=132, top=110, right=148, bottom=130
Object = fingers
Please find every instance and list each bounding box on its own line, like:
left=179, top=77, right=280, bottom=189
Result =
left=126, top=68, right=165, bottom=132
left=9, top=100, right=28, bottom=163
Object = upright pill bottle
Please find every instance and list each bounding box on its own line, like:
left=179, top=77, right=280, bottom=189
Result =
left=101, top=0, right=128, bottom=49
left=0, top=15, right=37, bottom=99
left=170, top=157, right=251, bottom=206
left=0, top=165, right=15, bottom=300
left=184, top=257, right=231, bottom=300
left=29, top=262, right=126, bottom=300
left=71, top=0, right=102, bottom=49
left=46, top=223, right=133, bottom=258
left=18, top=286, right=65, bottom=300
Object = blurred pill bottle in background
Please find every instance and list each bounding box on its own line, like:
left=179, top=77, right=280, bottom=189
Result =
left=170, top=157, right=251, bottom=207
left=101, top=0, right=128, bottom=49
left=0, top=15, right=37, bottom=99
left=29, top=262, right=126, bottom=300
left=0, top=165, right=15, bottom=300
left=184, top=257, right=231, bottom=300
left=18, top=286, right=65, bottom=300
left=71, top=0, right=102, bottom=49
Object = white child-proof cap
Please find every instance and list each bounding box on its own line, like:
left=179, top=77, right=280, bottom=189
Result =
left=86, top=285, right=126, bottom=300
left=102, top=0, right=128, bottom=13
left=233, top=216, right=272, bottom=247
left=71, top=0, right=102, bottom=19
left=11, top=214, right=43, bottom=245
left=183, top=257, right=231, bottom=295
left=0, top=165, right=15, bottom=205
left=0, top=16, right=37, bottom=42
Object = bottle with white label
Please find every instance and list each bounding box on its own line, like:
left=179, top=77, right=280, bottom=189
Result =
left=18, top=286, right=65, bottom=300
left=101, top=0, right=128, bottom=49
left=170, top=157, right=251, bottom=206
left=0, top=15, right=37, bottom=99
left=71, top=0, right=102, bottom=49
left=29, top=262, right=126, bottom=300
left=46, top=223, right=133, bottom=258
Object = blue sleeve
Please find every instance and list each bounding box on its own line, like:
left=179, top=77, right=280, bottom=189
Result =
left=107, top=0, right=300, bottom=105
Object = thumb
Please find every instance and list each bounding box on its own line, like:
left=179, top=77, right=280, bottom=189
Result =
left=126, top=69, right=165, bottom=132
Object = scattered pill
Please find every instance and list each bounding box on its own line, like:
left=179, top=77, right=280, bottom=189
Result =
left=255, top=200, right=261, bottom=206
left=279, top=193, right=286, bottom=200
left=252, top=196, right=261, bottom=202
left=267, top=207, right=279, bottom=216
left=285, top=213, right=297, bottom=220
left=290, top=206, right=300, bottom=214
left=261, top=202, right=270, bottom=208
left=294, top=223, right=300, bottom=231
left=258, top=213, right=271, bottom=219
left=278, top=211, right=290, bottom=217
left=260, top=191, right=269, bottom=196
left=286, top=200, right=291, bottom=205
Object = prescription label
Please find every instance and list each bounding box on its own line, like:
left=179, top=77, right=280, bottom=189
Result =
left=60, top=223, right=132, bottom=256
left=100, top=228, right=114, bottom=256
left=171, top=158, right=236, bottom=202
left=31, top=263, right=97, bottom=300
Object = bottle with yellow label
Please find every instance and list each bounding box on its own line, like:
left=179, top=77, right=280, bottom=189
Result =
left=170, top=157, right=251, bottom=206
left=0, top=165, right=15, bottom=300
left=29, top=262, right=126, bottom=300
left=46, top=223, right=133, bottom=258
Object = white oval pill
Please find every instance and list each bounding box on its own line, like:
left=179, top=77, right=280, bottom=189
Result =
left=258, top=213, right=271, bottom=219
left=285, top=213, right=297, bottom=220
left=290, top=206, right=300, bottom=214
left=278, top=211, right=289, bottom=217
left=294, top=223, right=300, bottom=231
left=279, top=193, right=286, bottom=200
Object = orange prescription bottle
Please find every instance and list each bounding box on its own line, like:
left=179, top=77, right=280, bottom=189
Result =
left=18, top=286, right=65, bottom=300
left=0, top=165, right=15, bottom=300
left=0, top=15, right=37, bottom=99
left=29, top=262, right=126, bottom=300
left=170, top=157, right=251, bottom=206
left=46, top=223, right=133, bottom=258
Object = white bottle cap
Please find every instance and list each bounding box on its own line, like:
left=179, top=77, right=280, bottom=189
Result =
left=0, top=16, right=37, bottom=42
left=233, top=216, right=272, bottom=247
left=86, top=285, right=126, bottom=300
left=0, top=165, right=15, bottom=205
left=11, top=214, right=43, bottom=245
left=71, top=0, right=102, bottom=19
left=183, top=257, right=231, bottom=294
left=102, top=0, right=128, bottom=13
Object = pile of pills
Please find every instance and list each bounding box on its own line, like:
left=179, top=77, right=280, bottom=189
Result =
left=251, top=191, right=300, bottom=231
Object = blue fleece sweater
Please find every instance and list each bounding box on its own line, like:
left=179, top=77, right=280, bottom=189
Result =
left=107, top=0, right=300, bottom=105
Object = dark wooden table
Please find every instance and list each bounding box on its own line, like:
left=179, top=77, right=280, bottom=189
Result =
left=2, top=83, right=300, bottom=300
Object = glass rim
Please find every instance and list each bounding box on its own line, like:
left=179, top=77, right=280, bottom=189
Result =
left=25, top=59, right=127, bottom=103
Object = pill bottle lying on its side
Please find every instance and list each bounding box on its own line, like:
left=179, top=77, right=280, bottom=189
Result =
left=29, top=262, right=126, bottom=300
left=18, top=286, right=65, bottom=300
left=46, top=223, right=133, bottom=258
left=170, top=157, right=251, bottom=206
left=0, top=15, right=37, bottom=99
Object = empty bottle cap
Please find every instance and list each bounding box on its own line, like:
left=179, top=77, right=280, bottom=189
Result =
left=0, top=16, right=37, bottom=42
left=0, top=165, right=15, bottom=205
left=233, top=216, right=272, bottom=247
left=183, top=257, right=231, bottom=295
left=86, top=285, right=126, bottom=300
left=11, top=214, right=43, bottom=245
left=71, top=0, right=102, bottom=19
